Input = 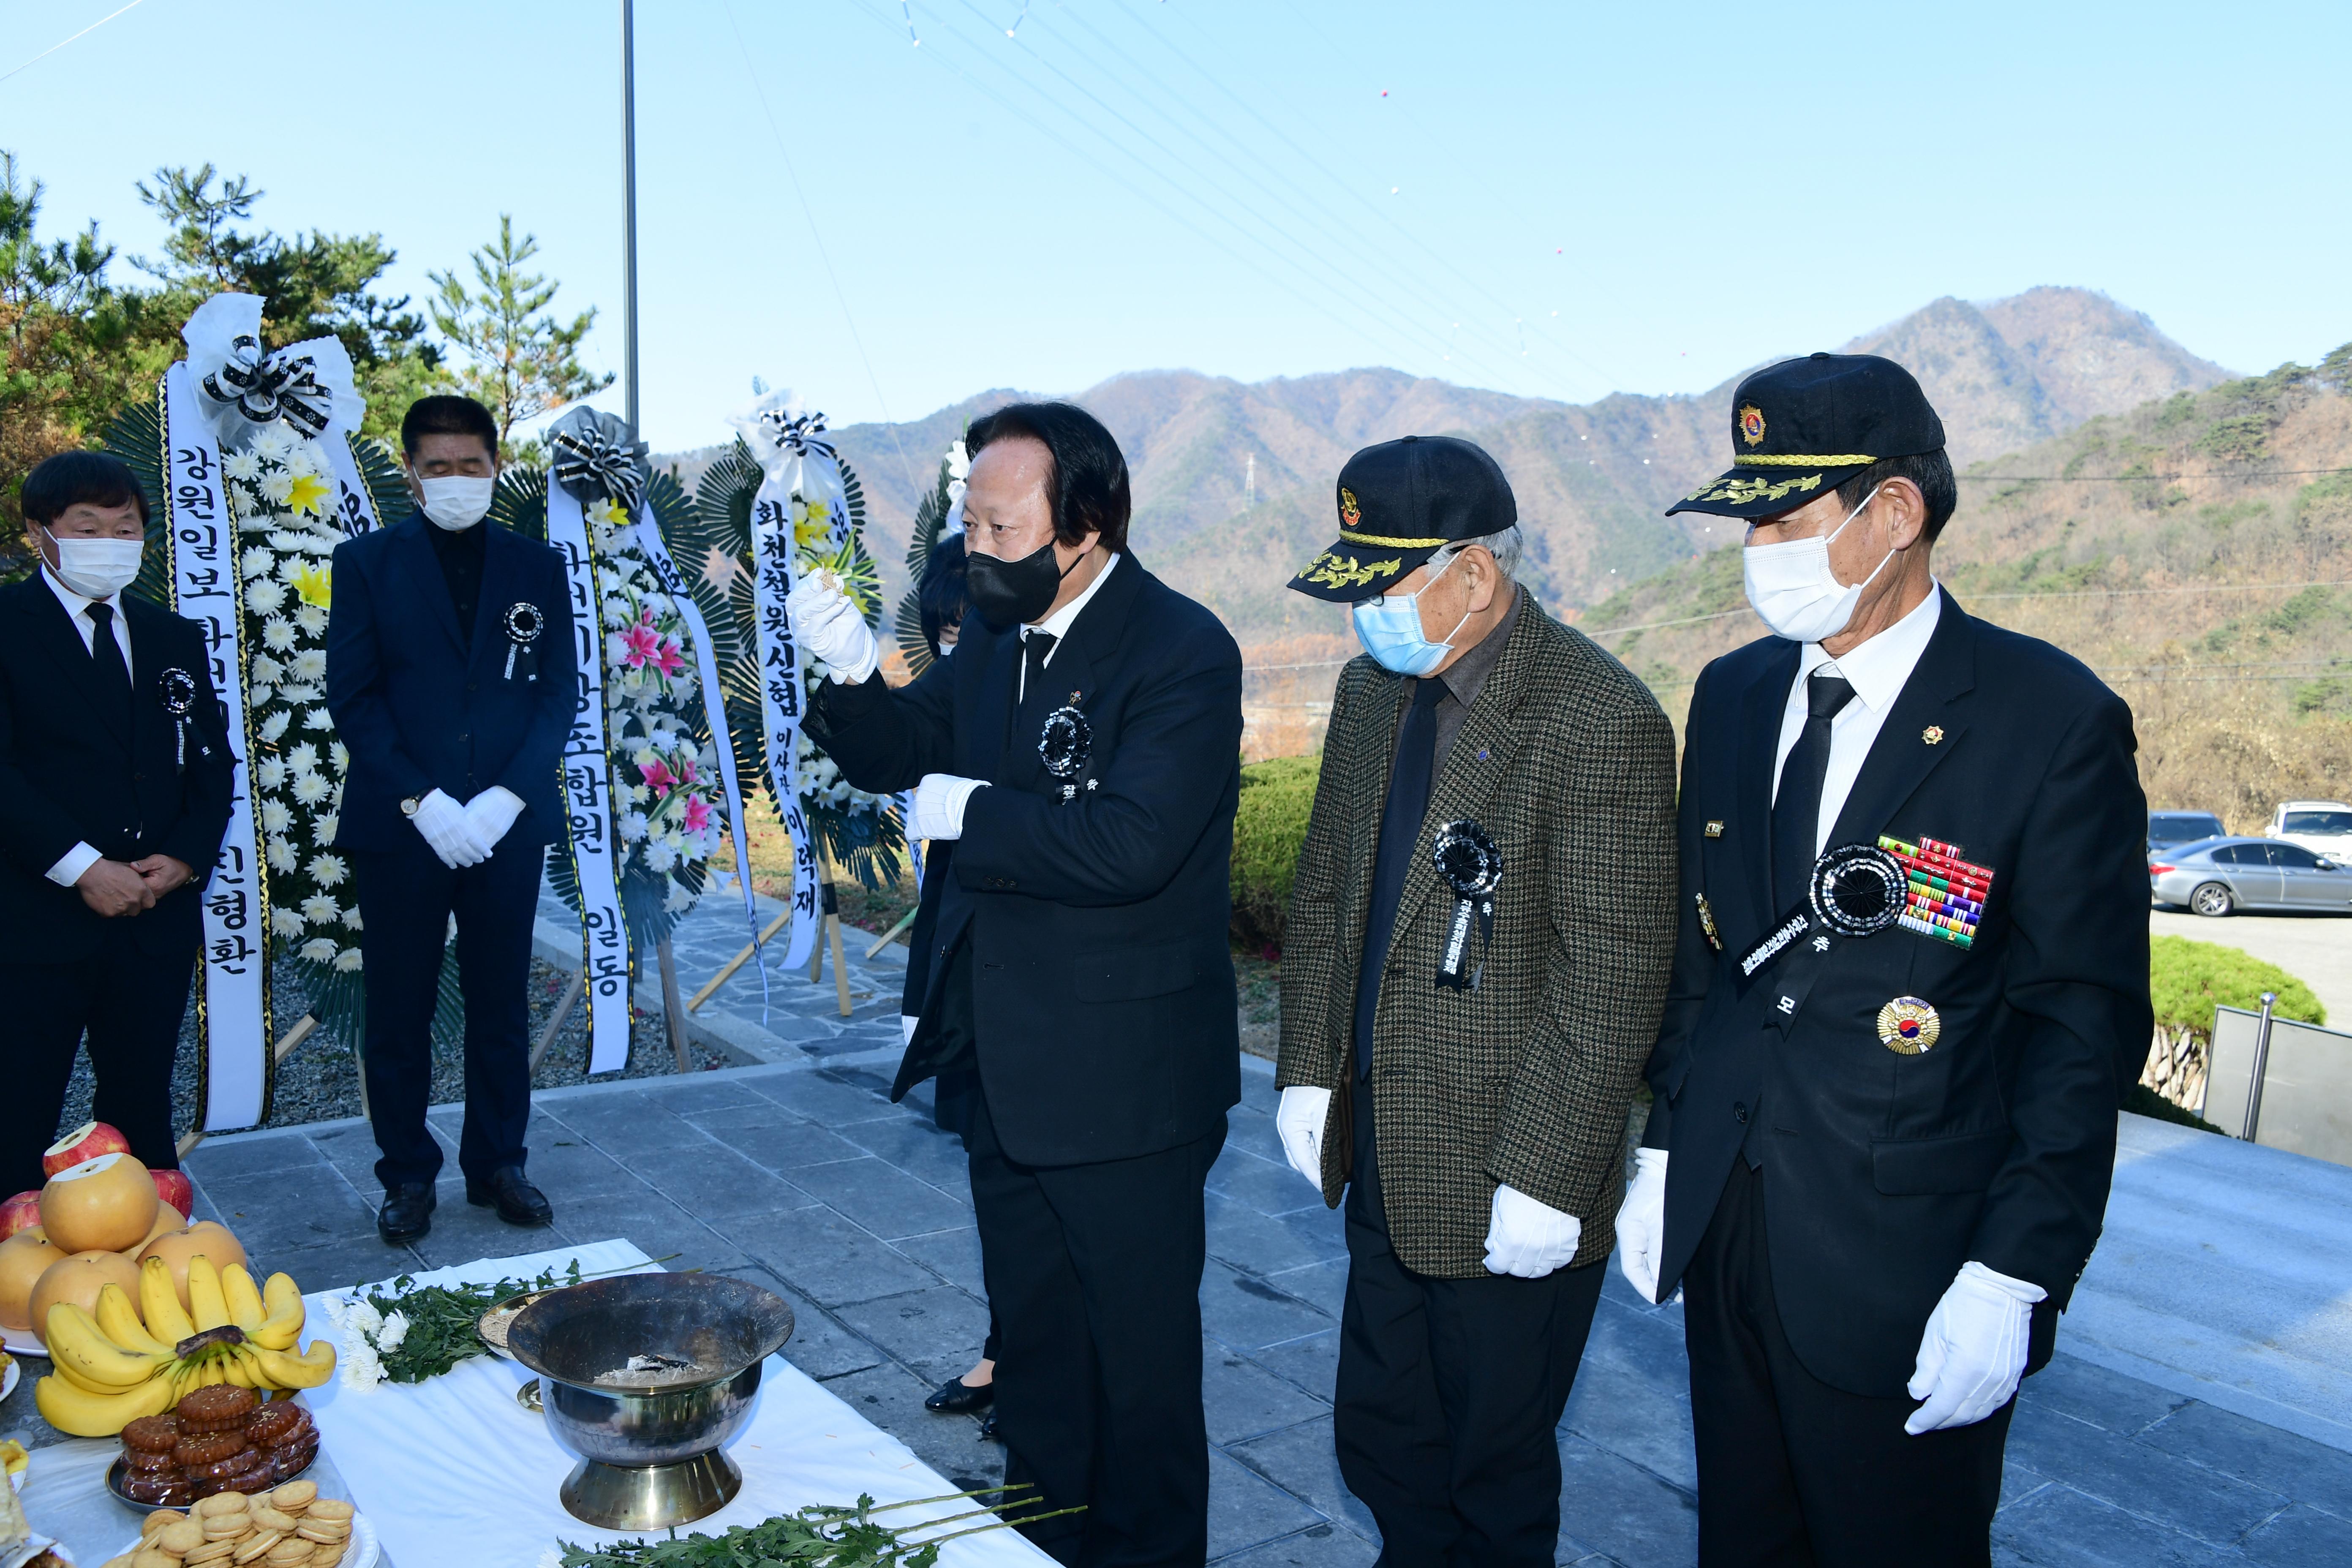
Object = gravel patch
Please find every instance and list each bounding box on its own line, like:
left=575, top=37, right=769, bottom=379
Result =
left=54, top=958, right=730, bottom=1146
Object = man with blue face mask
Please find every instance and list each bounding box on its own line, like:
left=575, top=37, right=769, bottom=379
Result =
left=1275, top=436, right=1679, bottom=1564
left=1630, top=354, right=2151, bottom=1565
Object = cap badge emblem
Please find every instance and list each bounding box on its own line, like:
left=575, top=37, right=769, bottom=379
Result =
left=1739, top=404, right=1767, bottom=448
left=1876, top=996, right=1942, bottom=1055
left=1339, top=486, right=1362, bottom=528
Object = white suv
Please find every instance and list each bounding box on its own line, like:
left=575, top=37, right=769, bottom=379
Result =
left=2267, top=800, right=2352, bottom=858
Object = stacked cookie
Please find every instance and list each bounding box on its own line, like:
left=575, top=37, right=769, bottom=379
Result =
left=107, top=1484, right=355, bottom=1568
left=117, top=1386, right=319, bottom=1505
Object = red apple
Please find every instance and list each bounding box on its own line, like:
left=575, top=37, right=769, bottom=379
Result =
left=41, top=1122, right=131, bottom=1180
left=150, top=1169, right=194, bottom=1221
left=0, top=1191, right=39, bottom=1242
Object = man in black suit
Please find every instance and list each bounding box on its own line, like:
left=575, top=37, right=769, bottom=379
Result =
left=793, top=402, right=1243, bottom=1568
left=1618, top=354, right=2152, bottom=1566
left=324, top=395, right=575, bottom=1244
left=0, top=452, right=234, bottom=1195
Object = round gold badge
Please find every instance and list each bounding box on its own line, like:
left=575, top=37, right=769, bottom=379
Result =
left=1876, top=996, right=1941, bottom=1055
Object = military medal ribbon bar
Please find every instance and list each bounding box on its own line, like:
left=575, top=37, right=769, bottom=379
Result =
left=1878, top=834, right=1994, bottom=949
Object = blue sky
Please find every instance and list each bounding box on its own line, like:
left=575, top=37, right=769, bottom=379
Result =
left=6, top=1, right=2346, bottom=451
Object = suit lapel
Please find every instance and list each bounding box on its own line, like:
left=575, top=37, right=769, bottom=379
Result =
left=27, top=577, right=133, bottom=751
left=1737, top=639, right=1802, bottom=928
left=469, top=525, right=525, bottom=676
left=1824, top=589, right=1976, bottom=849
left=968, top=628, right=1019, bottom=785
left=392, top=518, right=466, bottom=653
left=1386, top=599, right=1544, bottom=947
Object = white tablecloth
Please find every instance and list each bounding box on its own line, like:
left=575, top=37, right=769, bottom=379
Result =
left=297, top=1240, right=1048, bottom=1567
left=13, top=1240, right=1045, bottom=1567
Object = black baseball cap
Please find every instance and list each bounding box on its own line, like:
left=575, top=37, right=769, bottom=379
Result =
left=1667, top=353, right=1946, bottom=519
left=1287, top=436, right=1518, bottom=602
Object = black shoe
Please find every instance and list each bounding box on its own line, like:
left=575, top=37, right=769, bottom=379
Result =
left=978, top=1410, right=999, bottom=1442
left=925, top=1375, right=996, bottom=1415
left=377, top=1182, right=436, bottom=1244
left=465, top=1166, right=554, bottom=1227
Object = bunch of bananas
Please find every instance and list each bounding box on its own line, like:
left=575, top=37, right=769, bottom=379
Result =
left=35, top=1255, right=336, bottom=1436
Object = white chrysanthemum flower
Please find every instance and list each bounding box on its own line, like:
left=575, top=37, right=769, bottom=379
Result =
left=269, top=907, right=306, bottom=938
left=343, top=1298, right=383, bottom=1335
left=259, top=709, right=292, bottom=743
left=619, top=811, right=649, bottom=843
left=645, top=839, right=678, bottom=874
left=251, top=424, right=296, bottom=460
left=290, top=649, right=327, bottom=682
left=259, top=798, right=292, bottom=833
left=241, top=550, right=277, bottom=581
left=947, top=438, right=970, bottom=479
left=301, top=894, right=340, bottom=925
left=292, top=772, right=330, bottom=806
left=340, top=1338, right=383, bottom=1393
left=299, top=936, right=338, bottom=964
left=315, top=813, right=339, bottom=845
left=339, top=904, right=362, bottom=930
left=246, top=580, right=287, bottom=615
left=275, top=683, right=318, bottom=705
left=294, top=604, right=329, bottom=636
left=249, top=684, right=277, bottom=708
left=332, top=946, right=364, bottom=973
left=376, top=1309, right=410, bottom=1352
left=304, top=705, right=332, bottom=730
left=258, top=471, right=295, bottom=505
left=281, top=439, right=328, bottom=479
left=329, top=741, right=349, bottom=774
left=223, top=450, right=262, bottom=482
left=249, top=654, right=285, bottom=686
left=262, top=616, right=299, bottom=651
left=268, top=529, right=306, bottom=552
left=286, top=741, right=320, bottom=774
left=309, top=853, right=348, bottom=887
left=266, top=836, right=298, bottom=872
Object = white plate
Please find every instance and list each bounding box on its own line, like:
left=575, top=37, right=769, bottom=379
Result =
left=0, top=1327, right=44, bottom=1359
left=115, top=1508, right=375, bottom=1568
left=3, top=1354, right=18, bottom=1405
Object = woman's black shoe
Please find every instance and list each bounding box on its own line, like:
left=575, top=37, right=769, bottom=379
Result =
left=925, top=1375, right=995, bottom=1414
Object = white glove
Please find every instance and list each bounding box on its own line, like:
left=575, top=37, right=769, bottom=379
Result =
left=784, top=577, right=879, bottom=684
left=411, top=788, right=489, bottom=869
left=1274, top=1086, right=1331, bottom=1188
left=463, top=786, right=525, bottom=852
left=1616, top=1147, right=1669, bottom=1304
left=1905, top=1261, right=2047, bottom=1434
left=910, top=773, right=987, bottom=841
left=1483, top=1184, right=1582, bottom=1278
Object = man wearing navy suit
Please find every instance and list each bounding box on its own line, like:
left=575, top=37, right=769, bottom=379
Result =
left=325, top=395, right=576, bottom=1244
left=0, top=452, right=234, bottom=1196
left=1617, top=355, right=2151, bottom=1565
left=793, top=403, right=1243, bottom=1568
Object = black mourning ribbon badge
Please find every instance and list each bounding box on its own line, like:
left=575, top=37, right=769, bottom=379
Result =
left=1734, top=842, right=1908, bottom=995
left=1039, top=701, right=1094, bottom=803
left=156, top=667, right=197, bottom=768
left=502, top=601, right=544, bottom=681
left=1432, top=819, right=1503, bottom=991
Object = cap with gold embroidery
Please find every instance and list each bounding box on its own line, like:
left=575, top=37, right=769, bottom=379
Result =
left=1667, top=352, right=1946, bottom=519
left=1287, top=435, right=1518, bottom=602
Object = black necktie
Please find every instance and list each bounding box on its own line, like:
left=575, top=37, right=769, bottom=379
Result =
left=1772, top=670, right=1857, bottom=910
left=1020, top=631, right=1057, bottom=705
left=85, top=602, right=133, bottom=730
left=1353, top=677, right=1447, bottom=1079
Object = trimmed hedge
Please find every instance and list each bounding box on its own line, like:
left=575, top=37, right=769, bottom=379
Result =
left=2150, top=934, right=2324, bottom=1031
left=1230, top=754, right=1319, bottom=953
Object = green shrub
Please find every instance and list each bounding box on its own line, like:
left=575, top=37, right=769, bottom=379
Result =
left=1230, top=754, right=1320, bottom=953
left=2121, top=1082, right=2223, bottom=1133
left=2149, top=935, right=2325, bottom=1032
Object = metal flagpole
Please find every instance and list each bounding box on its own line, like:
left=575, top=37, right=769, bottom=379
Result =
left=620, top=0, right=640, bottom=437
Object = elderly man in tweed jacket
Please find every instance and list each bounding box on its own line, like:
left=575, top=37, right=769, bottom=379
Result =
left=1274, top=436, right=1678, bottom=1566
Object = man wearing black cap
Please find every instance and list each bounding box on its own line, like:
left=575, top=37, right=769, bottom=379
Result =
left=1621, top=354, right=2151, bottom=1564
left=1274, top=436, right=1679, bottom=1564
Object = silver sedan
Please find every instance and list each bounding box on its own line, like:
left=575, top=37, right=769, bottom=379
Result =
left=2150, top=836, right=2352, bottom=917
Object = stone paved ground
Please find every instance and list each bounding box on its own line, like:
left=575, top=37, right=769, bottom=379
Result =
left=4, top=1056, right=2332, bottom=1566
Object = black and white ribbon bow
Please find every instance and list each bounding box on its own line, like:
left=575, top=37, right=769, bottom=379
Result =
left=1432, top=819, right=1503, bottom=991
left=199, top=335, right=337, bottom=438
left=757, top=408, right=836, bottom=463
left=550, top=409, right=650, bottom=514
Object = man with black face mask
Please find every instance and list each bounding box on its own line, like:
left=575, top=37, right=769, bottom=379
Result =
left=790, top=401, right=1243, bottom=1568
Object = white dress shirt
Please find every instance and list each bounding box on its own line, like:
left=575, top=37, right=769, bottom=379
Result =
left=1770, top=583, right=1943, bottom=856
left=1017, top=551, right=1120, bottom=703
left=42, top=566, right=136, bottom=889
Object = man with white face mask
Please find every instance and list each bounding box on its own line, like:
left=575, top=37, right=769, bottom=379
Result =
left=325, top=395, right=576, bottom=1244
left=0, top=452, right=234, bottom=1196
left=1275, top=436, right=1678, bottom=1563
left=1629, top=354, right=2151, bottom=1565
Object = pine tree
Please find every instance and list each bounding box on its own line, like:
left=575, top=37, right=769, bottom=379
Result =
left=428, top=216, right=612, bottom=462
